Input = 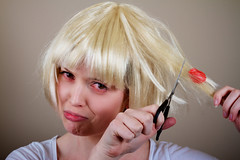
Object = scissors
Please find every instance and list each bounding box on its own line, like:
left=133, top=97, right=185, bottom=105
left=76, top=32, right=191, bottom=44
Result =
left=153, top=59, right=185, bottom=141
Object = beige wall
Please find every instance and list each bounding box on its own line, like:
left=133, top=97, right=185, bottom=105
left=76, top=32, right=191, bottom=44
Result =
left=1, top=0, right=239, bottom=159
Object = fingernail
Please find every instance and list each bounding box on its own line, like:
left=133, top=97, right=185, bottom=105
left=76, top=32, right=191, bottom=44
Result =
left=229, top=114, right=233, bottom=121
left=223, top=111, right=227, bottom=118
left=156, top=125, right=162, bottom=130
left=214, top=99, right=218, bottom=106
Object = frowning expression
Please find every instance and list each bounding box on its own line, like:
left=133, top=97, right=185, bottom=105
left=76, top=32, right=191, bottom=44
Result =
left=56, top=65, right=125, bottom=136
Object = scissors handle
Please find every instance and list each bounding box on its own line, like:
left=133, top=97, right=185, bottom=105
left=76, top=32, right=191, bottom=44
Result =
left=153, top=99, right=170, bottom=141
left=153, top=99, right=168, bottom=124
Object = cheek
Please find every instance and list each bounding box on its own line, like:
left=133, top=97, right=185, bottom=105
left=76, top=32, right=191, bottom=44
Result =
left=56, top=83, right=71, bottom=114
left=57, top=82, right=69, bottom=103
left=88, top=95, right=124, bottom=134
left=91, top=92, right=125, bottom=121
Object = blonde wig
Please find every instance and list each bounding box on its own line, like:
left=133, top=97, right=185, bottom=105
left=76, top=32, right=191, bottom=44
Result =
left=42, top=2, right=216, bottom=109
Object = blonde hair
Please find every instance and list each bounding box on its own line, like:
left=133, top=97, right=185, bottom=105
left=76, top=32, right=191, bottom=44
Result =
left=42, top=2, right=216, bottom=109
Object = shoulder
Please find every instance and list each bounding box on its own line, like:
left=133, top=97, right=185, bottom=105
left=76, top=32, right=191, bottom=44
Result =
left=6, top=136, right=58, bottom=160
left=149, top=139, right=218, bottom=160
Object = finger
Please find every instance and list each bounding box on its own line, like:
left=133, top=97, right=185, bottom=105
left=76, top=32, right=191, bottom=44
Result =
left=109, top=118, right=135, bottom=142
left=155, top=112, right=164, bottom=130
left=162, top=117, right=176, bottom=130
left=213, top=86, right=234, bottom=106
left=115, top=112, right=143, bottom=138
left=140, top=104, right=159, bottom=115
left=229, top=95, right=240, bottom=121
left=222, top=89, right=240, bottom=119
left=124, top=109, right=153, bottom=135
left=140, top=104, right=165, bottom=130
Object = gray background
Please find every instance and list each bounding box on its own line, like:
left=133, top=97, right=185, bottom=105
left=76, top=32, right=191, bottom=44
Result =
left=1, top=0, right=239, bottom=159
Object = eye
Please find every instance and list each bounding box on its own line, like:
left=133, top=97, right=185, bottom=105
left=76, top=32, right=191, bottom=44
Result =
left=59, top=70, right=75, bottom=80
left=90, top=82, right=108, bottom=93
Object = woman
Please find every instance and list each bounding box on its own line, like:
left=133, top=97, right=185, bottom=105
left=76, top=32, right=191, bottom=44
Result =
left=7, top=2, right=239, bottom=160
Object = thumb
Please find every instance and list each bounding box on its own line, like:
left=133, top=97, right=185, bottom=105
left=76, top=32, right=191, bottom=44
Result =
left=162, top=117, right=176, bottom=130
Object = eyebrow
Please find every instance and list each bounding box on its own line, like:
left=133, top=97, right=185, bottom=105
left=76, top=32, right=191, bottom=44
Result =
left=59, top=67, right=76, bottom=75
left=60, top=67, right=104, bottom=82
left=89, top=78, right=104, bottom=83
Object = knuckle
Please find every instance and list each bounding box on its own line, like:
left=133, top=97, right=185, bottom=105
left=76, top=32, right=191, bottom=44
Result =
left=144, top=113, right=153, bottom=123
left=124, top=131, right=135, bottom=140
left=109, top=119, right=119, bottom=127
left=152, top=104, right=159, bottom=108
left=124, top=108, right=134, bottom=114
left=124, top=131, right=135, bottom=141
left=149, top=104, right=159, bottom=111
left=232, top=89, right=240, bottom=94
left=116, top=112, right=124, bottom=119
left=133, top=123, right=143, bottom=132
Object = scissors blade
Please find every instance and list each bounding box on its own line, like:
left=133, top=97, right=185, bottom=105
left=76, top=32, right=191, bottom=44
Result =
left=169, top=59, right=185, bottom=97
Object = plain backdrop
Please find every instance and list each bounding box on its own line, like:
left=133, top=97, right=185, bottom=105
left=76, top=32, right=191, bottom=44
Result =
left=1, top=0, right=239, bottom=159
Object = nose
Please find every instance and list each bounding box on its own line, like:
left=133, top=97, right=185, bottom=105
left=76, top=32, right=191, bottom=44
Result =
left=70, top=83, right=86, bottom=107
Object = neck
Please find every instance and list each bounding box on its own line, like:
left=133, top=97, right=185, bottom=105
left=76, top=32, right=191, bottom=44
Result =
left=57, top=132, right=104, bottom=160
left=57, top=132, right=150, bottom=160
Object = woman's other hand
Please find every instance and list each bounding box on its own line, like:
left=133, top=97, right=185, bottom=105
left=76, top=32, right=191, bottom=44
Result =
left=213, top=86, right=240, bottom=132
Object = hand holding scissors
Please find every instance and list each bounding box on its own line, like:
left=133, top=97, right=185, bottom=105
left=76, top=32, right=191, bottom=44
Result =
left=153, top=60, right=185, bottom=140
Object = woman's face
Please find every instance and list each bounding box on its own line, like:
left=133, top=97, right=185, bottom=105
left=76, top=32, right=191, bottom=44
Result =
left=56, top=65, right=125, bottom=136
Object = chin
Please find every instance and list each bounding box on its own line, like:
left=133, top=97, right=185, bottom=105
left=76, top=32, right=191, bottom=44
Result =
left=62, top=120, right=92, bottom=136
left=63, top=121, right=83, bottom=135
left=64, top=122, right=106, bottom=138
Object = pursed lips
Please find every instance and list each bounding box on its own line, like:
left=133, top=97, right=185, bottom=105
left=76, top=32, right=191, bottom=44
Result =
left=63, top=111, right=88, bottom=122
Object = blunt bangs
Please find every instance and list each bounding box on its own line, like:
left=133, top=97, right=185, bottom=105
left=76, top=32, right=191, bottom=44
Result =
left=50, top=5, right=130, bottom=90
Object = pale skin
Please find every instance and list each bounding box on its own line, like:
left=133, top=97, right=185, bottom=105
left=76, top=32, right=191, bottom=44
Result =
left=213, top=86, right=240, bottom=132
left=56, top=65, right=176, bottom=160
left=56, top=65, right=239, bottom=160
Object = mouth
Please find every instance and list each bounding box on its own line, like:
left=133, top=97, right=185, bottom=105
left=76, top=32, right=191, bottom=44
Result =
left=63, top=111, right=88, bottom=122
